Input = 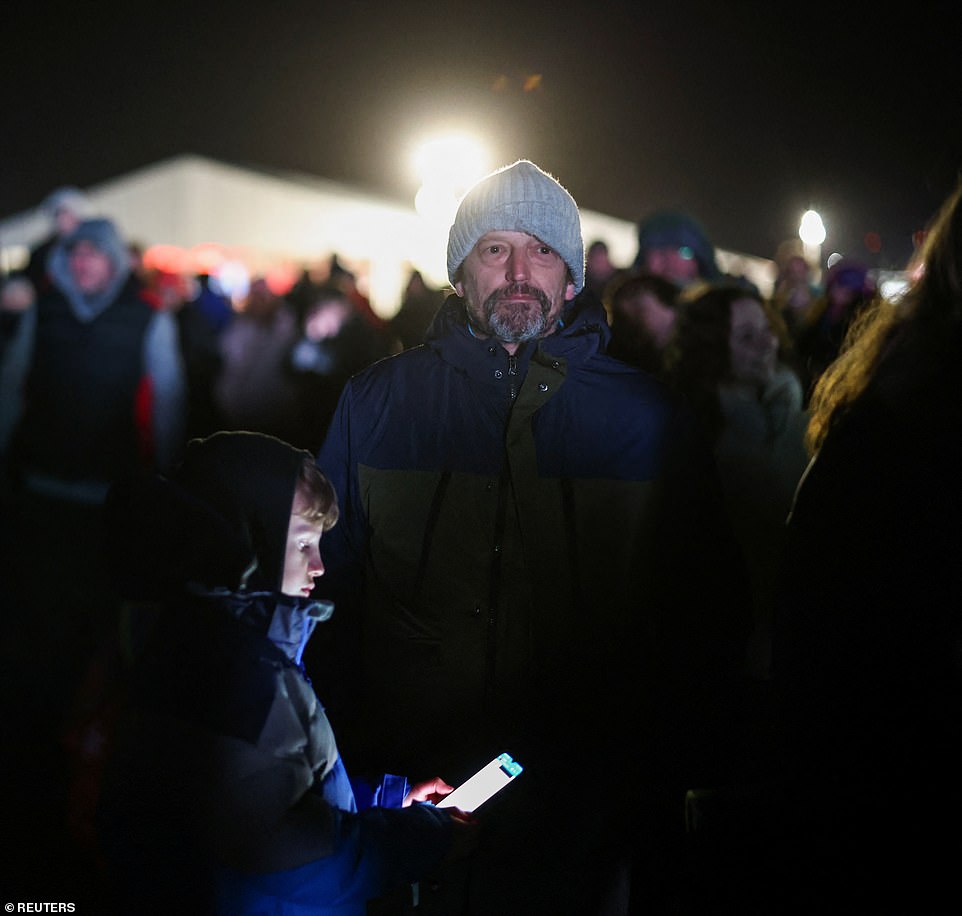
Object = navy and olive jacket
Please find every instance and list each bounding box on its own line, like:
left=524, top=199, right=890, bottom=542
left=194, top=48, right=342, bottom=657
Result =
left=312, top=295, right=750, bottom=787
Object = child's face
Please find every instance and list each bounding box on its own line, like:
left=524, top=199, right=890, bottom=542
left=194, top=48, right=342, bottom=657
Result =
left=281, top=494, right=326, bottom=597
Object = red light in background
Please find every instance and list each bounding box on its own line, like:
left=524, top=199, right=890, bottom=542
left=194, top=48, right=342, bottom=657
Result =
left=190, top=243, right=228, bottom=275
left=864, top=231, right=882, bottom=254
left=142, top=244, right=189, bottom=274
left=264, top=263, right=298, bottom=297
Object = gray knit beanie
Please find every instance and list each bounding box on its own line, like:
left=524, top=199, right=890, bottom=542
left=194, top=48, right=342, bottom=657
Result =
left=447, top=160, right=585, bottom=294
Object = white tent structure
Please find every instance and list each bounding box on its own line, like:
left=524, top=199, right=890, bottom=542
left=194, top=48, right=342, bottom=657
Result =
left=0, top=154, right=773, bottom=315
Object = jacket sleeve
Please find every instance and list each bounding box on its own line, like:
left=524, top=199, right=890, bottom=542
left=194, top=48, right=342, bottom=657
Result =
left=142, top=309, right=187, bottom=473
left=197, top=669, right=452, bottom=905
left=216, top=802, right=453, bottom=911
left=0, top=303, right=35, bottom=462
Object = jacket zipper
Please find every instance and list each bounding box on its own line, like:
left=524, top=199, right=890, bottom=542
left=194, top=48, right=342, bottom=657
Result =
left=484, top=352, right=518, bottom=708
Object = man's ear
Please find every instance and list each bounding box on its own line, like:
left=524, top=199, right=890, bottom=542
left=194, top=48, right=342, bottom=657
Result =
left=564, top=280, right=576, bottom=302
left=455, top=281, right=465, bottom=297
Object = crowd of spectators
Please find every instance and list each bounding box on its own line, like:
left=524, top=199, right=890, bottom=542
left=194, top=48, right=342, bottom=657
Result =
left=0, top=171, right=951, bottom=914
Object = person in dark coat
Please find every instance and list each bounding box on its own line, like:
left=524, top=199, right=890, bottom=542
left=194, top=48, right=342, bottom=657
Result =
left=0, top=217, right=186, bottom=900
left=309, top=159, right=751, bottom=914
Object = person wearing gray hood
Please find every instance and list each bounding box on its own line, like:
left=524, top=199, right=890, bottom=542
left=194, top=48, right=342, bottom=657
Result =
left=0, top=216, right=187, bottom=898
left=1, top=216, right=186, bottom=490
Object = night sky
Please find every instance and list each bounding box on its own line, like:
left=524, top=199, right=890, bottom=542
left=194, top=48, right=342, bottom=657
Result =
left=4, top=0, right=961, bottom=269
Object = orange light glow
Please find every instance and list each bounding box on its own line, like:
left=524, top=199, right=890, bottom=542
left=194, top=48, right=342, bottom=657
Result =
left=190, top=243, right=228, bottom=275
left=142, top=244, right=189, bottom=274
left=264, top=263, right=299, bottom=297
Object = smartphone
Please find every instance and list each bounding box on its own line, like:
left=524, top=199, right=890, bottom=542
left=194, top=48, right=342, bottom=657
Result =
left=436, top=752, right=523, bottom=812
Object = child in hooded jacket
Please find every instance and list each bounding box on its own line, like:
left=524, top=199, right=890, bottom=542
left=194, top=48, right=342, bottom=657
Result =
left=97, top=430, right=475, bottom=916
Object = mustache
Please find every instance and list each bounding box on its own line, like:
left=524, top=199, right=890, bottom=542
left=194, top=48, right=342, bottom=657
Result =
left=485, top=283, right=552, bottom=311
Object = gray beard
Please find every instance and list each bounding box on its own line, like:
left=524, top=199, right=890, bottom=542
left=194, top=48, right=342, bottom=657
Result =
left=481, top=283, right=553, bottom=343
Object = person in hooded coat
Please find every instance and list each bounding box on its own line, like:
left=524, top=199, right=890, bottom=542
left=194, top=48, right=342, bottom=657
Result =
left=0, top=217, right=187, bottom=896
left=97, top=431, right=473, bottom=916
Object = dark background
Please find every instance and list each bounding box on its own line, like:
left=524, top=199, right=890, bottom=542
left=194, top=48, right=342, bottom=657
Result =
left=4, top=0, right=961, bottom=268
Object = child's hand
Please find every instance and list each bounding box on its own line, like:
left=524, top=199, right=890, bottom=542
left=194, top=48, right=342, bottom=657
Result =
left=403, top=775, right=455, bottom=807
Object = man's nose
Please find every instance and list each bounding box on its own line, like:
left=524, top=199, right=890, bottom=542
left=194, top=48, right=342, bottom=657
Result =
left=507, top=249, right=530, bottom=282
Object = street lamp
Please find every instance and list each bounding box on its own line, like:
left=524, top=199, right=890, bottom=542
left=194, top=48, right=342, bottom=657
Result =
left=799, top=209, right=826, bottom=282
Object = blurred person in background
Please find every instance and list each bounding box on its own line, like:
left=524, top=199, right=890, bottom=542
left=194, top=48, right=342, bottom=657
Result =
left=666, top=281, right=808, bottom=681
left=771, top=239, right=820, bottom=342
left=0, top=216, right=186, bottom=899
left=794, top=257, right=876, bottom=402
left=143, top=268, right=226, bottom=441
left=213, top=276, right=301, bottom=444
left=23, top=186, right=95, bottom=295
left=389, top=269, right=445, bottom=351
left=604, top=269, right=680, bottom=379
left=632, top=208, right=723, bottom=289
left=770, top=179, right=962, bottom=913
left=577, top=238, right=623, bottom=311
left=290, top=285, right=393, bottom=453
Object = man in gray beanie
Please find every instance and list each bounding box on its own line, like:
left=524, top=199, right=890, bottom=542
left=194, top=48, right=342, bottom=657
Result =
left=446, top=159, right=584, bottom=351
left=308, top=160, right=750, bottom=915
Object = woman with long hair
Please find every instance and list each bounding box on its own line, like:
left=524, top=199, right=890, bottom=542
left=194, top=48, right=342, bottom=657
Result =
left=773, top=180, right=962, bottom=911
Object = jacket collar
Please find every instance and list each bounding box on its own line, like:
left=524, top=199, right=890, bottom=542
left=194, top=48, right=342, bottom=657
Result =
left=425, top=293, right=610, bottom=383
left=189, top=585, right=333, bottom=666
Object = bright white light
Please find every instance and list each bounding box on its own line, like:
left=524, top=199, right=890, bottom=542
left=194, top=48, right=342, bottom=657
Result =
left=412, top=133, right=489, bottom=194
left=826, top=251, right=844, bottom=269
left=414, top=183, right=461, bottom=226
left=212, top=259, right=250, bottom=305
left=799, top=209, right=827, bottom=246
left=880, top=276, right=910, bottom=302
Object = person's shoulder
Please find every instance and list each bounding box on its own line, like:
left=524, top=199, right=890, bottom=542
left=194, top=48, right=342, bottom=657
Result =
left=328, top=345, right=427, bottom=413
left=106, top=278, right=156, bottom=312
left=351, top=343, right=433, bottom=382
left=582, top=349, right=681, bottom=407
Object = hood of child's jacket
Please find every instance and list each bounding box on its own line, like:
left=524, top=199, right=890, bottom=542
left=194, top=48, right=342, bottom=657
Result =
left=105, top=431, right=313, bottom=598
left=172, top=431, right=311, bottom=592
